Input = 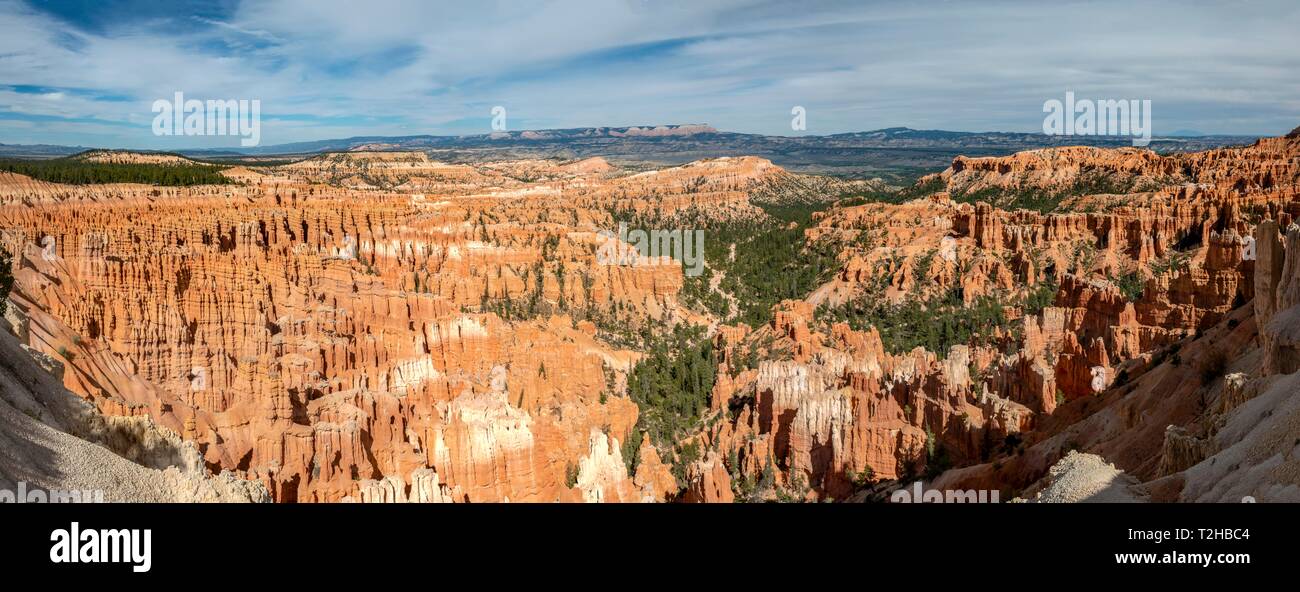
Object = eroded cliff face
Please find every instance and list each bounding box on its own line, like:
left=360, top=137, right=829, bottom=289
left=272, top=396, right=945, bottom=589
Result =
left=926, top=146, right=1185, bottom=196
left=0, top=319, right=268, bottom=502
left=702, top=301, right=1029, bottom=501
left=0, top=152, right=788, bottom=502
left=689, top=130, right=1300, bottom=502
left=934, top=221, right=1300, bottom=502
left=3, top=129, right=1299, bottom=503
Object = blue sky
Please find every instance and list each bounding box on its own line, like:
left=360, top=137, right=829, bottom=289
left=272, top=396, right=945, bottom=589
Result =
left=0, top=0, right=1297, bottom=149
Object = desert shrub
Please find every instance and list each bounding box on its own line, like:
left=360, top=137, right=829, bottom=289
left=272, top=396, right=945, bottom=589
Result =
left=670, top=440, right=701, bottom=488
left=1197, top=349, right=1229, bottom=384
left=846, top=465, right=876, bottom=489
left=620, top=429, right=643, bottom=474
left=1150, top=250, right=1192, bottom=277
left=1023, top=275, right=1060, bottom=315
left=1112, top=271, right=1144, bottom=302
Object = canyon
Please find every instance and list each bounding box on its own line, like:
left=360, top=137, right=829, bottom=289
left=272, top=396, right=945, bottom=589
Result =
left=1, top=128, right=1298, bottom=503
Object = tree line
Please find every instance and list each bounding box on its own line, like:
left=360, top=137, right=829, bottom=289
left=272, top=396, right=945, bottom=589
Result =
left=0, top=158, right=233, bottom=186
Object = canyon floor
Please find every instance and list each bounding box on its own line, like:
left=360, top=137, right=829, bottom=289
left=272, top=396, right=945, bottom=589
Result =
left=1, top=130, right=1299, bottom=503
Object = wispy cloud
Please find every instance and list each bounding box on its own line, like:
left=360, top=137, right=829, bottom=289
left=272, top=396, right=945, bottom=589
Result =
left=0, top=0, right=1296, bottom=148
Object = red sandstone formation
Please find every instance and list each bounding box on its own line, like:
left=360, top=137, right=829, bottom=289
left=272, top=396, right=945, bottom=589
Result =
left=924, top=146, right=1184, bottom=196
left=3, top=128, right=1299, bottom=503
left=0, top=153, right=764, bottom=502
left=679, top=130, right=1300, bottom=501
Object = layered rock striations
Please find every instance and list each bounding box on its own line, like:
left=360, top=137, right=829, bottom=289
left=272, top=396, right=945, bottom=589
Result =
left=686, top=130, right=1300, bottom=501
left=0, top=153, right=772, bottom=501
left=3, top=129, right=1299, bottom=503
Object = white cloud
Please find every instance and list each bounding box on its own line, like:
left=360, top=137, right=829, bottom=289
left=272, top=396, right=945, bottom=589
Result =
left=0, top=0, right=1296, bottom=148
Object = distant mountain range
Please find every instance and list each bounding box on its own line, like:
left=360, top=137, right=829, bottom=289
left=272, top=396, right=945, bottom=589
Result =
left=0, top=124, right=1261, bottom=179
